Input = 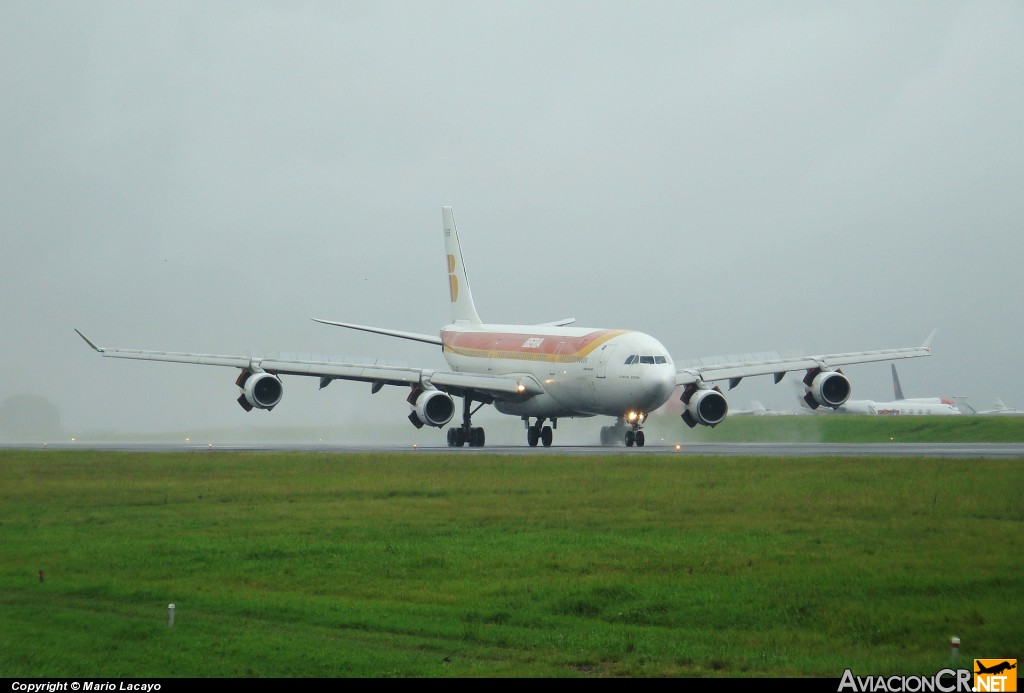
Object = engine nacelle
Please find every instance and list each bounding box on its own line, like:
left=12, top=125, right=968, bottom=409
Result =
left=236, top=371, right=283, bottom=411
left=408, top=389, right=455, bottom=428
left=803, top=369, right=851, bottom=410
left=680, top=385, right=729, bottom=428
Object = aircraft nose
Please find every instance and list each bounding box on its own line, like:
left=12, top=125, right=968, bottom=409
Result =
left=641, top=365, right=676, bottom=409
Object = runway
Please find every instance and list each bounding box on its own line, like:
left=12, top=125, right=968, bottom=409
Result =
left=5, top=441, right=1024, bottom=458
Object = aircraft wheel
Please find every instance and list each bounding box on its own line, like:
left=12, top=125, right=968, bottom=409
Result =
left=541, top=425, right=553, bottom=447
left=636, top=431, right=645, bottom=447
left=471, top=427, right=486, bottom=447
left=447, top=428, right=459, bottom=447
left=599, top=426, right=609, bottom=446
left=625, top=430, right=635, bottom=447
left=527, top=426, right=539, bottom=447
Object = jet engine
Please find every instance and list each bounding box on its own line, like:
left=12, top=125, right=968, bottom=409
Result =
left=407, top=388, right=456, bottom=428
left=236, top=370, right=283, bottom=411
left=802, top=368, right=851, bottom=410
left=680, top=384, right=729, bottom=428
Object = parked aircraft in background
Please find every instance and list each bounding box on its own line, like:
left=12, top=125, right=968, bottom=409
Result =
left=835, top=399, right=961, bottom=416
left=729, top=401, right=769, bottom=416
left=76, top=207, right=935, bottom=447
left=958, top=398, right=1022, bottom=415
left=797, top=364, right=961, bottom=415
left=890, top=364, right=956, bottom=406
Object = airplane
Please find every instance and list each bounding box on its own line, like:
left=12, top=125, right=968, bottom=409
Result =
left=728, top=400, right=769, bottom=416
left=795, top=362, right=961, bottom=415
left=975, top=661, right=1016, bottom=675
left=835, top=398, right=961, bottom=416
left=75, top=206, right=936, bottom=448
left=890, top=364, right=956, bottom=406
left=959, top=398, right=1022, bottom=416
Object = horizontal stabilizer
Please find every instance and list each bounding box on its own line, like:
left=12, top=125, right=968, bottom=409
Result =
left=312, top=319, right=442, bottom=345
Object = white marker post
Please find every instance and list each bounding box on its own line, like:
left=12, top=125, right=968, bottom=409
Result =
left=168, top=603, right=175, bottom=629
left=950, top=636, right=960, bottom=661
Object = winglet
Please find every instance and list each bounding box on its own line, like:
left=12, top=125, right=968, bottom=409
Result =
left=922, top=328, right=938, bottom=350
left=74, top=329, right=104, bottom=352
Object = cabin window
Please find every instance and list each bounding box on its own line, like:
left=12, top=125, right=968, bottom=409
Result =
left=625, top=355, right=638, bottom=365
left=654, top=356, right=667, bottom=364
left=639, top=356, right=655, bottom=364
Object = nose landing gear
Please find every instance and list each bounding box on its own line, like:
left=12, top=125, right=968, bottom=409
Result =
left=624, top=428, right=645, bottom=447
left=599, top=412, right=647, bottom=447
left=625, top=411, right=647, bottom=447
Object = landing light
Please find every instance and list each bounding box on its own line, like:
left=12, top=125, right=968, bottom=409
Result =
left=675, top=444, right=682, bottom=452
left=516, top=384, right=526, bottom=393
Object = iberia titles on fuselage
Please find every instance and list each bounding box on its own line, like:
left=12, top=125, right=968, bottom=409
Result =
left=440, top=324, right=677, bottom=419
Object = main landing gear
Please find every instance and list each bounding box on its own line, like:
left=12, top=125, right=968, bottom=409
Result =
left=525, top=417, right=555, bottom=447
left=447, top=396, right=486, bottom=447
left=599, top=420, right=624, bottom=446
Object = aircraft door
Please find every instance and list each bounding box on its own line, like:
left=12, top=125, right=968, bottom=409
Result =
left=549, top=341, right=567, bottom=376
left=596, top=344, right=616, bottom=378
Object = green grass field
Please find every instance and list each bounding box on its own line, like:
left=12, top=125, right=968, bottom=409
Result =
left=1, top=442, right=1020, bottom=678
left=42, top=409, right=1024, bottom=447
left=644, top=412, right=1024, bottom=443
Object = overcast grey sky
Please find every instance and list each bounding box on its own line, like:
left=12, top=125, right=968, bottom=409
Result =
left=2, top=1, right=1022, bottom=442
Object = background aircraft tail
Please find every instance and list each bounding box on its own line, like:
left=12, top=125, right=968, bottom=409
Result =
left=442, top=207, right=483, bottom=325
left=891, top=364, right=906, bottom=400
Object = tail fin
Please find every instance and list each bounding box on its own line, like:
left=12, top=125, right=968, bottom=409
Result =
left=891, top=364, right=906, bottom=401
left=442, top=206, right=482, bottom=325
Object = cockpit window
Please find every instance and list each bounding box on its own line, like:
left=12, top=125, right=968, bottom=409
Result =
left=626, top=354, right=669, bottom=365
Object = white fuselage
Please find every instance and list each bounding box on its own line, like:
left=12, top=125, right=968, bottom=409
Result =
left=440, top=323, right=677, bottom=419
left=838, top=400, right=961, bottom=415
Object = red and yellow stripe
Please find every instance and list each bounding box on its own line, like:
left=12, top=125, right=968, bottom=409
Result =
left=442, top=329, right=629, bottom=363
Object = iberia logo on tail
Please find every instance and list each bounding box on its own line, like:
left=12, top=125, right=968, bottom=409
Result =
left=447, top=254, right=458, bottom=302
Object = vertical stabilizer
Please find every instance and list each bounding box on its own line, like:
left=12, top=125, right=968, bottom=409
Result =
left=891, top=364, right=906, bottom=401
left=442, top=207, right=482, bottom=325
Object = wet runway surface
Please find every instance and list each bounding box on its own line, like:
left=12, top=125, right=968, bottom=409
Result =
left=6, top=441, right=1024, bottom=458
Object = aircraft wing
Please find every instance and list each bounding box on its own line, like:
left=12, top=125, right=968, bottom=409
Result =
left=675, top=344, right=933, bottom=388
left=74, top=330, right=543, bottom=400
